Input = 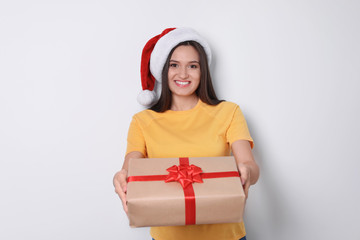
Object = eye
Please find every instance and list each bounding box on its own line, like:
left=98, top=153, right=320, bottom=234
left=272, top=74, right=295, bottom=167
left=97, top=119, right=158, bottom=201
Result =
left=189, top=64, right=198, bottom=69
left=170, top=63, right=178, bottom=68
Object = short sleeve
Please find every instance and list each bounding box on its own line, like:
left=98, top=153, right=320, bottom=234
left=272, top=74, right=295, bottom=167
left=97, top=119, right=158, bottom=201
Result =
left=226, top=105, right=254, bottom=148
left=126, top=116, right=147, bottom=156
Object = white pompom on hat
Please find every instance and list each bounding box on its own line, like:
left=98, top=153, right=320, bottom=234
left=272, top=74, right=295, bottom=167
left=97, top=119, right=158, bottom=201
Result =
left=137, top=27, right=212, bottom=106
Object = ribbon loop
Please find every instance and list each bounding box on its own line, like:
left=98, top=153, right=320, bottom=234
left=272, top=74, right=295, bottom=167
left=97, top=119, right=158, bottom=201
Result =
left=165, top=164, right=204, bottom=188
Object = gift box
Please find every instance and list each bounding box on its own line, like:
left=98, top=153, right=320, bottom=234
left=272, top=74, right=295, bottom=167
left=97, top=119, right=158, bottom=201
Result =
left=127, top=156, right=245, bottom=227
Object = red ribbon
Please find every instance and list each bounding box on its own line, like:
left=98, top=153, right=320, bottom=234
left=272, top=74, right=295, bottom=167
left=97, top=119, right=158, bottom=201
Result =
left=127, top=157, right=240, bottom=225
left=165, top=160, right=203, bottom=188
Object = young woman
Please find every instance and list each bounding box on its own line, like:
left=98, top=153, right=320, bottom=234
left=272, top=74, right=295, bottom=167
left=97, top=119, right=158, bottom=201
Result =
left=113, top=27, right=259, bottom=240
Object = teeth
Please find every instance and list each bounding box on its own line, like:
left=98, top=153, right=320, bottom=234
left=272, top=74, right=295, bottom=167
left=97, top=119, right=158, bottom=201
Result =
left=175, top=81, right=190, bottom=85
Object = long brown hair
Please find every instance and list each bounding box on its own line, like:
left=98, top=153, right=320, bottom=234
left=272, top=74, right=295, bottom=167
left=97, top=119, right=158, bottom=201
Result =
left=150, top=41, right=223, bottom=112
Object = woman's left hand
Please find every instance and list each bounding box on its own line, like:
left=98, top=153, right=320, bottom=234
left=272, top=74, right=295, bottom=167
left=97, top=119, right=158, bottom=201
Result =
left=237, top=162, right=251, bottom=199
left=231, top=140, right=260, bottom=199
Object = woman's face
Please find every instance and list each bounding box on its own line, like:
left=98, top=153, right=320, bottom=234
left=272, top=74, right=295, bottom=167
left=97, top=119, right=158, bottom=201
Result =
left=168, top=45, right=201, bottom=99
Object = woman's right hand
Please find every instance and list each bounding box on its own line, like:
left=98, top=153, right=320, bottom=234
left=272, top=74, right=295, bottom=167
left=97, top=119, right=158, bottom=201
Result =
left=113, top=151, right=145, bottom=214
left=113, top=169, right=129, bottom=214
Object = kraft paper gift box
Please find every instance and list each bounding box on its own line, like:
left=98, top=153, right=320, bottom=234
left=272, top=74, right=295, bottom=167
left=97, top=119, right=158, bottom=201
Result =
left=127, top=156, right=245, bottom=227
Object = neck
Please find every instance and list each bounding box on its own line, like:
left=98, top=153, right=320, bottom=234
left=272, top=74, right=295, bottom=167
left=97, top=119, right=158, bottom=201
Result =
left=171, top=95, right=199, bottom=111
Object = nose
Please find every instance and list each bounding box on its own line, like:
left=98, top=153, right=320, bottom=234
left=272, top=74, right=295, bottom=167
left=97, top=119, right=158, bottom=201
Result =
left=179, top=66, right=189, bottom=79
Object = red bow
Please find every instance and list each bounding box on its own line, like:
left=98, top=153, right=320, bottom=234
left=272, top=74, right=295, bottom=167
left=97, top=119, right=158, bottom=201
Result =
left=165, top=164, right=203, bottom=188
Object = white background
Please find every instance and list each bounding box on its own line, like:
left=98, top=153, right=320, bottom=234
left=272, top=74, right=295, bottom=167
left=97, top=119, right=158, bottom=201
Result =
left=1, top=1, right=359, bottom=239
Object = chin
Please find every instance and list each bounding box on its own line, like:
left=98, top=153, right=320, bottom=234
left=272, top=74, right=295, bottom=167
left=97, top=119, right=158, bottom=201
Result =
left=173, top=92, right=197, bottom=98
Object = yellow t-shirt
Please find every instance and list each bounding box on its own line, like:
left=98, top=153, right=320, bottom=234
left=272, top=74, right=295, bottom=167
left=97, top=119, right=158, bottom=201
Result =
left=126, top=100, right=253, bottom=240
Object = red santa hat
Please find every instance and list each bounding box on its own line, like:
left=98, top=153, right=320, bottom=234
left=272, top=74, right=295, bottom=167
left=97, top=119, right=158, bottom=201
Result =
left=137, top=27, right=212, bottom=106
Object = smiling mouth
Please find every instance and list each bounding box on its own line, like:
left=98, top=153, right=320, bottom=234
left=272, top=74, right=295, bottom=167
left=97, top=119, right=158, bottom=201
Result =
left=175, top=80, right=191, bottom=86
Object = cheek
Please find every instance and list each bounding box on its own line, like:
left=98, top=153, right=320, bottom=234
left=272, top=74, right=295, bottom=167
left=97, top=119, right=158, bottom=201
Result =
left=193, top=71, right=201, bottom=83
left=167, top=74, right=176, bottom=90
left=167, top=69, right=176, bottom=80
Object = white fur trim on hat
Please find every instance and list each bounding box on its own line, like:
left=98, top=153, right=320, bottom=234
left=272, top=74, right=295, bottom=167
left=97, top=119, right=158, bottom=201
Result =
left=149, top=28, right=212, bottom=83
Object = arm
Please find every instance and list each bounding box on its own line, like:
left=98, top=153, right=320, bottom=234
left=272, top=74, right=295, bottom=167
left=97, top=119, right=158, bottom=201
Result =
left=231, top=140, right=259, bottom=198
left=113, top=151, right=145, bottom=213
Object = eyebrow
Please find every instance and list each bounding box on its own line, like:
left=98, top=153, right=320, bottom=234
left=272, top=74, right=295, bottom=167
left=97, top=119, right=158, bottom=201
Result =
left=169, top=60, right=200, bottom=64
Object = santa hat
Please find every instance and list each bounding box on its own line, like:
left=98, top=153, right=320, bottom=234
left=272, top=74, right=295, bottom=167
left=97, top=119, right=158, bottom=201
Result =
left=137, top=27, right=212, bottom=106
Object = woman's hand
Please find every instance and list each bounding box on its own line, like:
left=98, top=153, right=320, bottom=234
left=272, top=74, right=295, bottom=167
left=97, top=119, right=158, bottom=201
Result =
left=237, top=162, right=251, bottom=199
left=231, top=140, right=260, bottom=199
left=113, top=169, right=129, bottom=214
left=113, top=151, right=145, bottom=214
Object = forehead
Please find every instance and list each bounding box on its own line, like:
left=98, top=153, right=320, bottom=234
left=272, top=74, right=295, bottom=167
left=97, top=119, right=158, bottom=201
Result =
left=170, top=45, right=199, bottom=60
